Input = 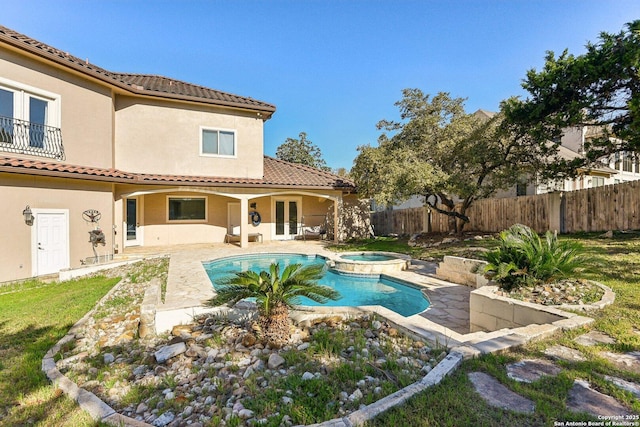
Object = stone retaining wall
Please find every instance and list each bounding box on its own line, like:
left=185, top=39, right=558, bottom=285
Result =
left=435, top=256, right=489, bottom=288
left=470, top=286, right=574, bottom=332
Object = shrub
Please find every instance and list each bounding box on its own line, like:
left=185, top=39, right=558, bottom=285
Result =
left=481, top=224, right=585, bottom=291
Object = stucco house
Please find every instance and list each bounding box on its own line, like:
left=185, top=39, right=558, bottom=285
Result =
left=0, top=25, right=357, bottom=283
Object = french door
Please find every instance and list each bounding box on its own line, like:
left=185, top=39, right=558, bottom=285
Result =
left=273, top=198, right=301, bottom=240
left=125, top=198, right=141, bottom=246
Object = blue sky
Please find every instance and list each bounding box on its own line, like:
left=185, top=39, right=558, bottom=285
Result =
left=3, top=1, right=639, bottom=170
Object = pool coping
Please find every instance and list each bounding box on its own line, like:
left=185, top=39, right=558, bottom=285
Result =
left=43, top=242, right=598, bottom=426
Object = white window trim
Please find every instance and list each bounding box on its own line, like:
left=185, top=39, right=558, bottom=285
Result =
left=199, top=126, right=237, bottom=158
left=166, top=196, right=208, bottom=223
left=0, top=76, right=61, bottom=127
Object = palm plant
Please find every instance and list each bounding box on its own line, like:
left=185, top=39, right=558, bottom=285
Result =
left=482, top=224, right=585, bottom=291
left=206, top=262, right=340, bottom=346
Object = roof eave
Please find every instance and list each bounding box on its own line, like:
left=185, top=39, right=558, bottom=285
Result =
left=0, top=32, right=276, bottom=118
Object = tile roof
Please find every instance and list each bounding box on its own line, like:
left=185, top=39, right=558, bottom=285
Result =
left=0, top=156, right=356, bottom=191
left=0, top=26, right=275, bottom=116
left=0, top=157, right=135, bottom=181
left=263, top=156, right=356, bottom=189
left=113, top=74, right=274, bottom=112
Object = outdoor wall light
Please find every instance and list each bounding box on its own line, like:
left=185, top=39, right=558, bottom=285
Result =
left=23, top=205, right=34, bottom=226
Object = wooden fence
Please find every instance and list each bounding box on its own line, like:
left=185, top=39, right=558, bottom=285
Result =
left=371, top=180, right=640, bottom=235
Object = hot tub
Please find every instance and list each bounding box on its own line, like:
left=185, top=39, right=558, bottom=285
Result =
left=332, top=251, right=411, bottom=274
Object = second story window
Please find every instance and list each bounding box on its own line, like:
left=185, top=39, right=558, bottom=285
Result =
left=0, top=78, right=63, bottom=160
left=623, top=151, right=633, bottom=172
left=201, top=128, right=236, bottom=157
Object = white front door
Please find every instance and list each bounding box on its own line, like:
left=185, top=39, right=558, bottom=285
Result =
left=32, top=210, right=69, bottom=276
left=273, top=197, right=301, bottom=240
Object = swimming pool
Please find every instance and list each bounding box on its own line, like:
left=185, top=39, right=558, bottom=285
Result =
left=202, top=253, right=430, bottom=317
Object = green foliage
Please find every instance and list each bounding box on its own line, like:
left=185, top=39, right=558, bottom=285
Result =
left=482, top=224, right=586, bottom=291
left=276, top=132, right=331, bottom=171
left=503, top=20, right=640, bottom=178
left=206, top=262, right=340, bottom=316
left=351, top=90, right=535, bottom=233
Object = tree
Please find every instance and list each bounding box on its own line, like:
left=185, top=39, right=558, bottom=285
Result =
left=206, top=263, right=340, bottom=346
left=503, top=20, right=640, bottom=177
left=276, top=132, right=330, bottom=171
left=351, top=90, right=540, bottom=233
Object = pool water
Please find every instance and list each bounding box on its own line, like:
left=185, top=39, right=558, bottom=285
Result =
left=203, top=254, right=429, bottom=317
left=341, top=254, right=397, bottom=262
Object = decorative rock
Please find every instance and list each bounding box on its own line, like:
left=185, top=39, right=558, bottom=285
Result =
left=171, top=325, right=192, bottom=337
left=282, top=396, right=293, bottom=405
left=267, top=353, right=285, bottom=369
left=567, top=379, right=632, bottom=417
left=136, top=402, right=148, bottom=413
left=155, top=342, right=187, bottom=363
left=506, top=359, right=562, bottom=383
left=152, top=411, right=176, bottom=426
left=103, top=353, right=115, bottom=364
left=243, top=366, right=255, bottom=379
left=468, top=372, right=535, bottom=414
left=371, top=320, right=382, bottom=330
left=348, top=389, right=363, bottom=401
left=297, top=342, right=310, bottom=351
left=302, top=372, right=315, bottom=380
left=238, top=408, right=254, bottom=419
left=132, top=365, right=147, bottom=376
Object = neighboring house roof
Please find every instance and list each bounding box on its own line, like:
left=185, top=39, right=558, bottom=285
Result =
left=473, top=109, right=496, bottom=119
left=0, top=156, right=357, bottom=191
left=555, top=145, right=618, bottom=175
left=0, top=25, right=276, bottom=117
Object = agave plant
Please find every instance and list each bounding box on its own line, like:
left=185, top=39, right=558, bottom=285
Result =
left=482, top=224, right=585, bottom=291
left=206, top=262, right=340, bottom=346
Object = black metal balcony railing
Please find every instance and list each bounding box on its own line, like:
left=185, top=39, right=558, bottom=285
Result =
left=0, top=115, right=65, bottom=160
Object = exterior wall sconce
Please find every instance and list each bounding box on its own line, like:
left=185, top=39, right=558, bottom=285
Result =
left=23, top=205, right=34, bottom=226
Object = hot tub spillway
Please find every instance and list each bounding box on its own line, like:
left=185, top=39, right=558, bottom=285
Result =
left=332, top=252, right=411, bottom=274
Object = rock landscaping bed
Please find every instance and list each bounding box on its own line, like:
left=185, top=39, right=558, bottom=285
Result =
left=54, top=260, right=446, bottom=427
left=495, top=279, right=605, bottom=306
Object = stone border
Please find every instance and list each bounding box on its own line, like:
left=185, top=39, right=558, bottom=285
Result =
left=42, top=272, right=149, bottom=426
left=306, top=351, right=465, bottom=427
left=59, top=257, right=145, bottom=281
left=331, top=251, right=412, bottom=274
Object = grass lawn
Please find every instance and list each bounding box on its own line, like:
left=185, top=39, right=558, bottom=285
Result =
left=334, top=232, right=640, bottom=426
left=0, top=275, right=119, bottom=426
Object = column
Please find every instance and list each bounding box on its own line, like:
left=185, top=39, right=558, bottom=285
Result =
left=240, top=198, right=249, bottom=248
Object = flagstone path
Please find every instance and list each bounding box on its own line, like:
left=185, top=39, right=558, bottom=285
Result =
left=469, top=330, right=639, bottom=420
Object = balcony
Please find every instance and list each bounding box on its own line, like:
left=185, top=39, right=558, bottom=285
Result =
left=0, top=115, right=65, bottom=160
